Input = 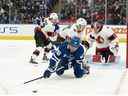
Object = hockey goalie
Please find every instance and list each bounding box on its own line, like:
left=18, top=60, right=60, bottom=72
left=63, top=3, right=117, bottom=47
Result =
left=87, top=21, right=119, bottom=64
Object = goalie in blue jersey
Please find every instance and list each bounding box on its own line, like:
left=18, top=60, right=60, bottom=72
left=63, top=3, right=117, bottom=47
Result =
left=43, top=36, right=89, bottom=78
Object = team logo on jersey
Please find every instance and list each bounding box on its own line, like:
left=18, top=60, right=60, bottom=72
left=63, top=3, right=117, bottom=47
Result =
left=56, top=49, right=61, bottom=56
left=96, top=36, right=104, bottom=43
left=63, top=54, right=67, bottom=57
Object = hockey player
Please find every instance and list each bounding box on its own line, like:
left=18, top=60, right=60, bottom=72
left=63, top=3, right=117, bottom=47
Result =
left=43, top=13, right=69, bottom=61
left=30, top=24, right=57, bottom=64
left=43, top=12, right=59, bottom=32
left=70, top=18, right=87, bottom=39
left=30, top=13, right=60, bottom=64
left=42, top=13, right=61, bottom=60
left=87, top=21, right=119, bottom=63
left=59, top=18, right=89, bottom=49
left=43, top=36, right=89, bottom=78
left=59, top=18, right=90, bottom=67
left=35, top=12, right=59, bottom=30
left=60, top=18, right=87, bottom=39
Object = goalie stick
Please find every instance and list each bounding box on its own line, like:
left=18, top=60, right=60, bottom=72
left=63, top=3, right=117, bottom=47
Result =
left=24, top=76, right=44, bottom=84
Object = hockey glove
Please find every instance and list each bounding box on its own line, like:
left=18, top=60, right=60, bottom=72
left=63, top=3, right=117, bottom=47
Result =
left=43, top=65, right=56, bottom=78
left=82, top=41, right=90, bottom=49
left=109, top=43, right=119, bottom=56
left=43, top=70, right=51, bottom=78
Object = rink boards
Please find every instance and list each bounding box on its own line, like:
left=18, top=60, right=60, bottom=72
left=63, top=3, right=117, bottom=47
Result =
left=0, top=24, right=127, bottom=43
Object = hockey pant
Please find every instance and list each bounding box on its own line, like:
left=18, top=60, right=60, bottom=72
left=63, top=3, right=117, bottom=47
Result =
left=96, top=47, right=114, bottom=63
left=56, top=59, right=86, bottom=78
left=34, top=31, right=50, bottom=47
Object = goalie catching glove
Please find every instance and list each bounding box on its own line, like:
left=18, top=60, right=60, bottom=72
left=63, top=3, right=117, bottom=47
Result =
left=109, top=43, right=119, bottom=56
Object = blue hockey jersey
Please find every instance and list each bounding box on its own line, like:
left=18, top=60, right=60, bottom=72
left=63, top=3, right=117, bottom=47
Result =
left=49, top=42, right=85, bottom=71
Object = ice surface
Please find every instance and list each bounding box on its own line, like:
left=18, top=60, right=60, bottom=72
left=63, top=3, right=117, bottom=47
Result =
left=0, top=40, right=127, bottom=95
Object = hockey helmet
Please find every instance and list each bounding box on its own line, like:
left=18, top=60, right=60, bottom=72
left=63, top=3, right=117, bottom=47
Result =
left=92, top=21, right=103, bottom=33
left=75, top=18, right=87, bottom=32
left=49, top=13, right=58, bottom=20
left=76, top=18, right=87, bottom=26
left=69, top=36, right=80, bottom=48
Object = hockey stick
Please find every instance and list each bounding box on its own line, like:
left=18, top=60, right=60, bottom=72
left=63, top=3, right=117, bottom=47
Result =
left=24, top=76, right=44, bottom=84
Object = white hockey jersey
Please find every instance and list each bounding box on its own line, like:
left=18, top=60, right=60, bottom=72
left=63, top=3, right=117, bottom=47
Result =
left=59, top=24, right=85, bottom=41
left=69, top=24, right=85, bottom=40
left=43, top=18, right=53, bottom=26
left=87, top=26, right=116, bottom=48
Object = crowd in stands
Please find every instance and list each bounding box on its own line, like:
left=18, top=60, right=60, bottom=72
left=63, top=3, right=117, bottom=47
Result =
left=0, top=0, right=126, bottom=25
left=0, top=0, right=58, bottom=24
left=59, top=0, right=126, bottom=25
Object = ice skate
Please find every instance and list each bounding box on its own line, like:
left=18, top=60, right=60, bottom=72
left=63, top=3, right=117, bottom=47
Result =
left=29, top=56, right=38, bottom=64
left=83, top=64, right=90, bottom=75
left=42, top=53, right=49, bottom=62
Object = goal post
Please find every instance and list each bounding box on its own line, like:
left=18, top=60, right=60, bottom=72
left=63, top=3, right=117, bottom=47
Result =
left=126, top=22, right=128, bottom=68
left=126, top=0, right=128, bottom=68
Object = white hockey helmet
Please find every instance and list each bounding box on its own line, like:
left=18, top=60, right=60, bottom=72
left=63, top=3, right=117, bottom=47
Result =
left=49, top=12, right=58, bottom=20
left=75, top=18, right=87, bottom=32
left=76, top=18, right=87, bottom=26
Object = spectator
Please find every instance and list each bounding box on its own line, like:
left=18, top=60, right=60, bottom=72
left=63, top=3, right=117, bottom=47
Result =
left=0, top=0, right=126, bottom=25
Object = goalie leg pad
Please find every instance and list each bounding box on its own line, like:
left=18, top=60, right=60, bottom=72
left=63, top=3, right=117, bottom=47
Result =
left=92, top=55, right=102, bottom=62
left=108, top=55, right=116, bottom=63
left=96, top=47, right=114, bottom=63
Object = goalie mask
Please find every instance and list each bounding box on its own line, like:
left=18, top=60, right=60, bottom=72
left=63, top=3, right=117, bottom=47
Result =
left=92, top=21, right=103, bottom=33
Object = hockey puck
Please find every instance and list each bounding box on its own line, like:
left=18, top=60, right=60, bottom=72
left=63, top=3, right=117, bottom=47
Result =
left=32, top=90, right=37, bottom=93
